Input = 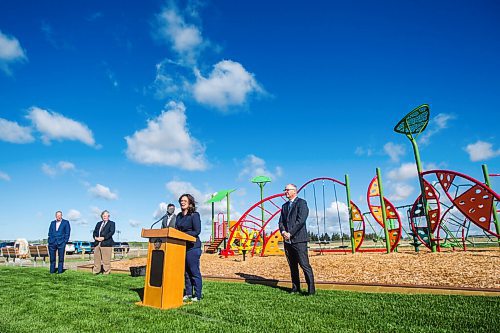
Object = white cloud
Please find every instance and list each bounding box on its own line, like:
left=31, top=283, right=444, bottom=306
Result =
left=387, top=163, right=418, bottom=181
left=129, top=219, right=142, bottom=228
left=0, top=171, right=11, bottom=181
left=386, top=183, right=415, bottom=202
left=153, top=202, right=169, bottom=219
left=0, top=118, right=34, bottom=143
left=166, top=180, right=203, bottom=201
left=41, top=163, right=57, bottom=177
left=26, top=107, right=97, bottom=146
left=354, top=146, right=373, bottom=157
left=66, top=209, right=87, bottom=226
left=156, top=7, right=203, bottom=64
left=238, top=154, right=283, bottom=181
left=58, top=161, right=75, bottom=171
left=151, top=59, right=192, bottom=100
left=384, top=142, right=405, bottom=163
left=193, top=60, right=263, bottom=110
left=66, top=209, right=81, bottom=221
left=419, top=113, right=455, bottom=145
left=465, top=140, right=500, bottom=161
left=41, top=161, right=77, bottom=177
left=326, top=201, right=350, bottom=224
left=88, top=184, right=118, bottom=200
left=0, top=30, right=27, bottom=75
left=125, top=101, right=207, bottom=171
left=90, top=206, right=103, bottom=220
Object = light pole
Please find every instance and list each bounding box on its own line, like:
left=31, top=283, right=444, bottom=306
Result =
left=251, top=175, right=272, bottom=249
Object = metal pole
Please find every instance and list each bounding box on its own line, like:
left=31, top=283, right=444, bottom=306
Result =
left=345, top=174, right=356, bottom=254
left=408, top=135, right=437, bottom=252
left=482, top=164, right=500, bottom=245
left=226, top=193, right=231, bottom=240
left=376, top=168, right=391, bottom=254
left=211, top=194, right=215, bottom=241
left=259, top=183, right=265, bottom=250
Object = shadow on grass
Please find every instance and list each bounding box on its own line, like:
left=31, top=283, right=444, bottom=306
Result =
left=130, top=287, right=144, bottom=302
left=235, top=272, right=293, bottom=292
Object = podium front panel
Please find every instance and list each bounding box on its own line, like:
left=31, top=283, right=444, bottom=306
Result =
left=149, top=250, right=164, bottom=287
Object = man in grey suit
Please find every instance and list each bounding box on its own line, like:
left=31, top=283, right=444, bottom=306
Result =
left=278, top=183, right=315, bottom=295
left=161, top=203, right=177, bottom=228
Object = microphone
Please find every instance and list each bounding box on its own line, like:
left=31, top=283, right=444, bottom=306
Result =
left=150, top=213, right=168, bottom=229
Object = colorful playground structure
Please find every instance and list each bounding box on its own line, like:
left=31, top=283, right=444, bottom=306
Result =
left=205, top=105, right=499, bottom=257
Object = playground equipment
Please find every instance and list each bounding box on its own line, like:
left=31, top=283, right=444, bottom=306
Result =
left=366, top=171, right=402, bottom=253
left=220, top=176, right=367, bottom=257
left=205, top=189, right=234, bottom=253
left=415, top=169, right=499, bottom=249
left=213, top=104, right=499, bottom=257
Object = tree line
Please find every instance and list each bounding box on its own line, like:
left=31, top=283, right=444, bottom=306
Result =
left=308, top=231, right=380, bottom=242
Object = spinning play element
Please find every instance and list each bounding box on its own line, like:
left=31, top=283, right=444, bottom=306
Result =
left=349, top=201, right=366, bottom=250
left=367, top=174, right=402, bottom=252
left=409, top=179, right=442, bottom=249
left=422, top=169, right=500, bottom=237
left=409, top=169, right=500, bottom=251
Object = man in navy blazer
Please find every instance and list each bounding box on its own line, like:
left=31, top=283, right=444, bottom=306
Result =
left=48, top=211, right=71, bottom=274
left=278, top=184, right=315, bottom=295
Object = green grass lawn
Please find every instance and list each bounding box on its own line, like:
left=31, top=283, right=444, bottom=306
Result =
left=0, top=266, right=498, bottom=333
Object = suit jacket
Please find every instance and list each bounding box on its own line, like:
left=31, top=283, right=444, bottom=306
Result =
left=278, top=197, right=309, bottom=243
left=92, top=220, right=116, bottom=247
left=48, top=219, right=71, bottom=246
left=175, top=212, right=201, bottom=250
left=161, top=213, right=177, bottom=228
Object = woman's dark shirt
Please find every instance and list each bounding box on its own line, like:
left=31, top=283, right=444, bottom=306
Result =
left=175, top=211, right=201, bottom=249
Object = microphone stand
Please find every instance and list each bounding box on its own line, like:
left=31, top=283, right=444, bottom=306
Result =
left=150, top=213, right=168, bottom=229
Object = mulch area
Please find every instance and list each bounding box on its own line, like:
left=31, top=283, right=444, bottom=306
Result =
left=111, top=248, right=500, bottom=289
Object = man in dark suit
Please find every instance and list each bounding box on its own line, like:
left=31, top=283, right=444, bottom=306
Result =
left=92, top=210, right=116, bottom=275
left=161, top=203, right=177, bottom=228
left=278, top=184, right=315, bottom=295
left=48, top=211, right=71, bottom=274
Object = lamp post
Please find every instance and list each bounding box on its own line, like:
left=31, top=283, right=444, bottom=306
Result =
left=251, top=175, right=272, bottom=248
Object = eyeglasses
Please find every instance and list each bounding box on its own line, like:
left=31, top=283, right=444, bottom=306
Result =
left=283, top=188, right=296, bottom=192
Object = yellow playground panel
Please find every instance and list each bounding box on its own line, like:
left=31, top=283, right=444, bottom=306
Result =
left=228, top=220, right=264, bottom=255
left=263, top=230, right=284, bottom=256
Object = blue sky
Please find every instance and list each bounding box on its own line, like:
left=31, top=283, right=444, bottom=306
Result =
left=0, top=0, right=499, bottom=242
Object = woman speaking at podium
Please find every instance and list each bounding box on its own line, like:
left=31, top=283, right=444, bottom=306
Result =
left=175, top=194, right=202, bottom=301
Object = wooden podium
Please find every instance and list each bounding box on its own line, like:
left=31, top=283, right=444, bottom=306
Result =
left=137, top=227, right=195, bottom=310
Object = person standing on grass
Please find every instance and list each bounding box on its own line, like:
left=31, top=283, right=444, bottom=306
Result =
left=161, top=203, right=177, bottom=228
left=175, top=194, right=203, bottom=301
left=278, top=183, right=316, bottom=295
left=48, top=211, right=71, bottom=274
left=92, top=210, right=115, bottom=275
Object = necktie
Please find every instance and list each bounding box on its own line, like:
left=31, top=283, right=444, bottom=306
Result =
left=287, top=201, right=293, bottom=218
left=99, top=222, right=106, bottom=237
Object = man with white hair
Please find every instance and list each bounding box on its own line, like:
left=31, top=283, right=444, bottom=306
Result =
left=278, top=184, right=315, bottom=295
